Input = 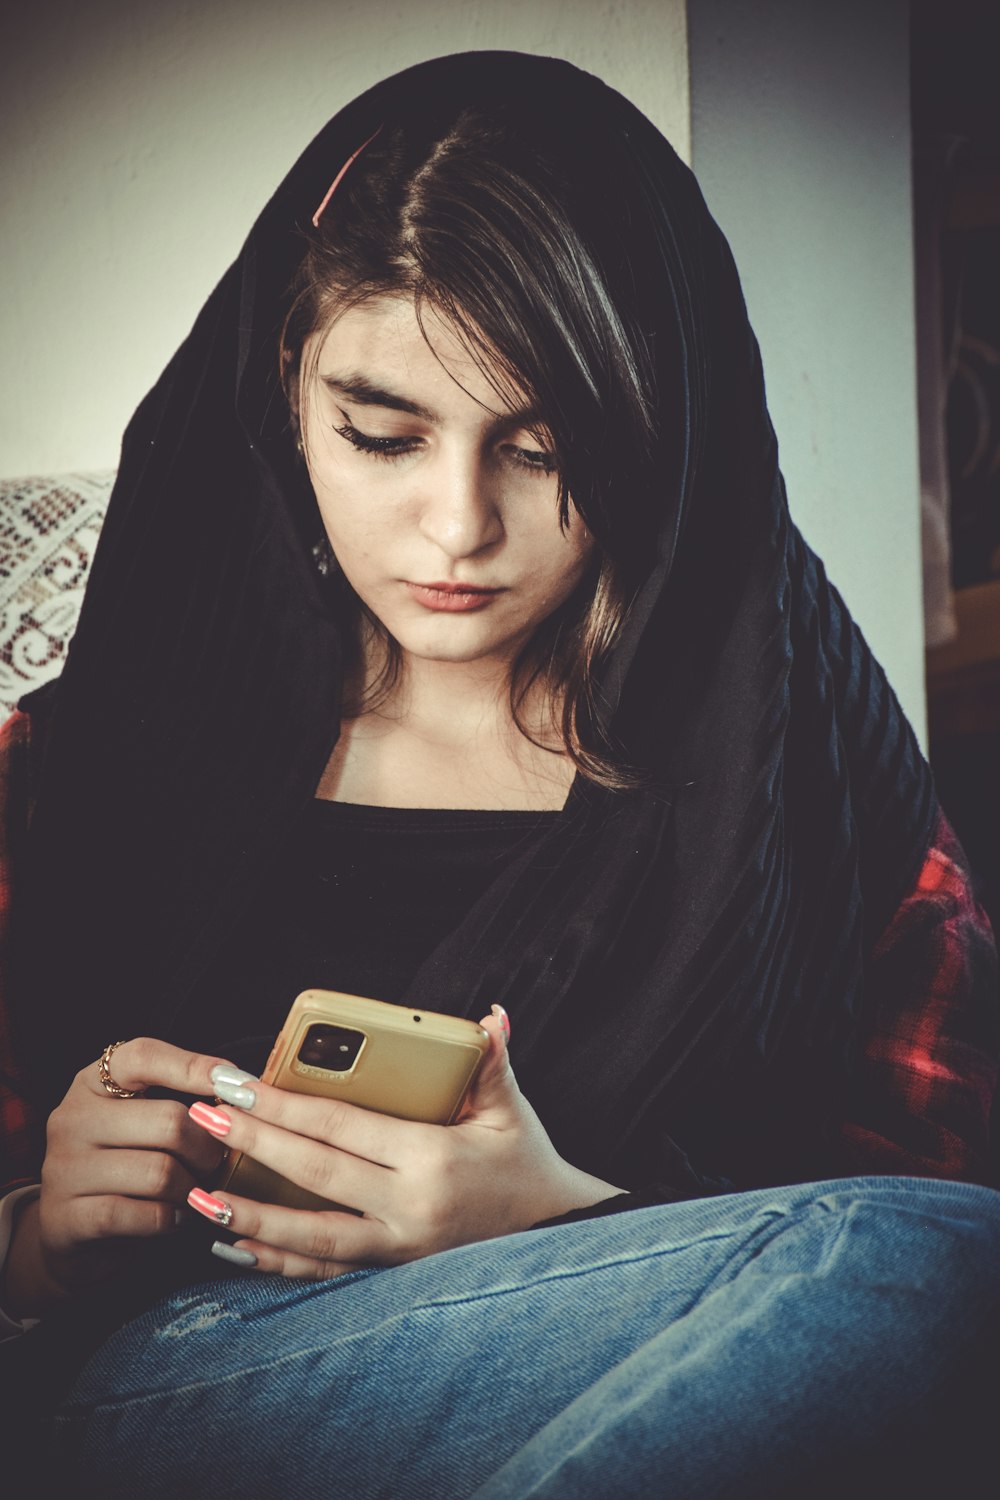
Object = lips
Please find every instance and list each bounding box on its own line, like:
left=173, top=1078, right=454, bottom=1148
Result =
left=404, top=581, right=504, bottom=613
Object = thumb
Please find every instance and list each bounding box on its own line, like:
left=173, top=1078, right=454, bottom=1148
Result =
left=459, top=1005, right=516, bottom=1122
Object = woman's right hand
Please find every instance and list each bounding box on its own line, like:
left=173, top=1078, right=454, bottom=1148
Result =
left=3, top=1037, right=231, bottom=1320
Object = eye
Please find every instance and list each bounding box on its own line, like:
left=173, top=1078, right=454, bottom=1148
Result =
left=334, top=422, right=421, bottom=461
left=504, top=443, right=558, bottom=477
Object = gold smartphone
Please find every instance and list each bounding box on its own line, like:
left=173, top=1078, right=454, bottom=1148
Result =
left=216, top=989, right=490, bottom=1212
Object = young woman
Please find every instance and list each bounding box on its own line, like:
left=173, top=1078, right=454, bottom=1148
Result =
left=1, top=50, right=998, bottom=1496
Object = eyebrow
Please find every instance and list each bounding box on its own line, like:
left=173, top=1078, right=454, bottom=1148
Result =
left=321, top=374, right=437, bottom=421
left=320, top=373, right=542, bottom=431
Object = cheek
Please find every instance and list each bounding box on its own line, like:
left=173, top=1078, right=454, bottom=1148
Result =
left=532, top=522, right=595, bottom=594
left=308, top=465, right=376, bottom=556
left=316, top=505, right=383, bottom=570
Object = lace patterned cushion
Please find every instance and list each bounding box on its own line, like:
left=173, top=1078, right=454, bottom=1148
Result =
left=0, top=473, right=114, bottom=717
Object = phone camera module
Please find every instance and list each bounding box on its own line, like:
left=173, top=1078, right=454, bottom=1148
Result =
left=298, top=1023, right=364, bottom=1073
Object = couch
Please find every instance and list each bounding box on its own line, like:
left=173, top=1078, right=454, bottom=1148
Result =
left=0, top=472, right=115, bottom=719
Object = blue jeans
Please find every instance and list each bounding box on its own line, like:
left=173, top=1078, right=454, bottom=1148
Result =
left=51, top=1177, right=1000, bottom=1498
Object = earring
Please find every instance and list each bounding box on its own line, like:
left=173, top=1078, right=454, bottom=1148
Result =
left=311, top=536, right=337, bottom=578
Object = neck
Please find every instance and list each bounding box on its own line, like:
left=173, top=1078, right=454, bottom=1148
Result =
left=386, top=658, right=513, bottom=745
left=317, top=633, right=574, bottom=811
left=353, top=629, right=563, bottom=750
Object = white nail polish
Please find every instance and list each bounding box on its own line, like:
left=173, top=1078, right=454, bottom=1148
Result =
left=210, top=1063, right=259, bottom=1089
left=211, top=1240, right=257, bottom=1268
left=213, top=1080, right=257, bottom=1110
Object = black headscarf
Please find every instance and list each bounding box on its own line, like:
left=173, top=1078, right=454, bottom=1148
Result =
left=15, top=52, right=936, bottom=1192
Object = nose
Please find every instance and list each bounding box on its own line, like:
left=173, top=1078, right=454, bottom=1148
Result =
left=416, top=447, right=504, bottom=560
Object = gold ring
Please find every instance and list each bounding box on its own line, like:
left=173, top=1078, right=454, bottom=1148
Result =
left=98, top=1040, right=143, bottom=1099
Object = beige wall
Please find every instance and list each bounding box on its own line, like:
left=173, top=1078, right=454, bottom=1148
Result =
left=0, top=0, right=688, bottom=478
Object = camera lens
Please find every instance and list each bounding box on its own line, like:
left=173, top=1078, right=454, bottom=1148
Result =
left=298, top=1023, right=364, bottom=1072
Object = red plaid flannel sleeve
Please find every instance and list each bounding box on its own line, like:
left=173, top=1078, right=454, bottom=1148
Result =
left=0, top=710, right=42, bottom=1194
left=836, top=811, right=999, bottom=1184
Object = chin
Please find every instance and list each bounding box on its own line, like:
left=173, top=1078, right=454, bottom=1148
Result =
left=393, top=619, right=527, bottom=668
left=405, top=637, right=516, bottom=667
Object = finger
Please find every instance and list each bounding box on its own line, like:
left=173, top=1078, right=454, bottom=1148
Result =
left=188, top=1102, right=392, bottom=1217
left=44, top=1192, right=185, bottom=1247
left=84, top=1037, right=238, bottom=1102
left=459, top=1007, right=521, bottom=1121
left=45, top=1147, right=212, bottom=1206
left=475, top=1007, right=512, bottom=1081
left=186, top=1187, right=396, bottom=1267
left=216, top=1238, right=364, bottom=1281
left=51, top=1095, right=225, bottom=1175
left=489, top=1004, right=512, bottom=1047
left=207, top=1068, right=424, bottom=1169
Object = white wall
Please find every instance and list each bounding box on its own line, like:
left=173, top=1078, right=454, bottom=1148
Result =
left=688, top=0, right=925, bottom=737
left=0, top=0, right=689, bottom=478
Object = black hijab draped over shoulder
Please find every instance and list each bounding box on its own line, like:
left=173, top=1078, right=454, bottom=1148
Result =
left=16, top=52, right=935, bottom=1191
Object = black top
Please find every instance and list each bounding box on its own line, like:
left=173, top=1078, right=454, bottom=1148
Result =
left=204, top=799, right=560, bottom=1078
left=282, top=799, right=560, bottom=1002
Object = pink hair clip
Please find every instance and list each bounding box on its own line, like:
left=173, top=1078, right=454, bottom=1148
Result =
left=311, top=124, right=384, bottom=228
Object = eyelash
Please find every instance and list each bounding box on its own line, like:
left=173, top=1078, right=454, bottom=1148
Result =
left=333, top=422, right=557, bottom=476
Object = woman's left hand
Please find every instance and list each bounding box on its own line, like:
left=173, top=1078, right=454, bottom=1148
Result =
left=185, top=1008, right=621, bottom=1278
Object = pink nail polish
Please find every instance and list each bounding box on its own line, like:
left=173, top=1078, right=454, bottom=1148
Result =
left=189, top=1100, right=232, bottom=1138
left=187, top=1188, right=235, bottom=1228
left=491, top=1003, right=511, bottom=1041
